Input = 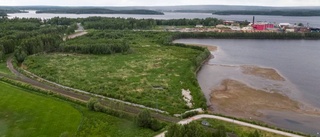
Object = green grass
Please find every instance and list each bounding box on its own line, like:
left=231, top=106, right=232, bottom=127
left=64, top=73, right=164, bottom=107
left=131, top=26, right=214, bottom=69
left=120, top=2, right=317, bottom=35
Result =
left=77, top=107, right=158, bottom=137
left=0, top=81, right=81, bottom=137
left=23, top=31, right=207, bottom=114
left=0, top=81, right=160, bottom=137
left=197, top=118, right=286, bottom=137
left=0, top=55, right=13, bottom=76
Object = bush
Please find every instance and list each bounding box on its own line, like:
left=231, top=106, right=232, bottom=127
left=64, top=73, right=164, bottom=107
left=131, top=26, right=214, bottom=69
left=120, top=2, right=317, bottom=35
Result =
left=166, top=122, right=210, bottom=137
left=150, top=119, right=163, bottom=131
left=87, top=98, right=99, bottom=111
left=136, top=109, right=152, bottom=128
left=135, top=110, right=164, bottom=131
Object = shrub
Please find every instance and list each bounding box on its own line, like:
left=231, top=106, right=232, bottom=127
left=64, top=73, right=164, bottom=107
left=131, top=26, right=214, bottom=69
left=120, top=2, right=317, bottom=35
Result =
left=135, top=110, right=164, bottom=131
left=87, top=98, right=99, bottom=111
left=136, top=109, right=152, bottom=128
left=150, top=119, right=164, bottom=131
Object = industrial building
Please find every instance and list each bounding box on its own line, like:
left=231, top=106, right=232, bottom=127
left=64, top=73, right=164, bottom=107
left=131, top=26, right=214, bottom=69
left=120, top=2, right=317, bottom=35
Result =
left=251, top=22, right=275, bottom=31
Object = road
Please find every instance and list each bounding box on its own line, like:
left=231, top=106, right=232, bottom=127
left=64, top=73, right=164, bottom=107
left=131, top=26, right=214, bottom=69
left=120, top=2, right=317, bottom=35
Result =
left=155, top=114, right=304, bottom=137
left=63, top=23, right=88, bottom=41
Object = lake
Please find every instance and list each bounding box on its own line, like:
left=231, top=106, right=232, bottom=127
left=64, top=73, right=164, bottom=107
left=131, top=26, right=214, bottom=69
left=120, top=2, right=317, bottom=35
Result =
left=174, top=39, right=320, bottom=134
left=8, top=11, right=320, bottom=27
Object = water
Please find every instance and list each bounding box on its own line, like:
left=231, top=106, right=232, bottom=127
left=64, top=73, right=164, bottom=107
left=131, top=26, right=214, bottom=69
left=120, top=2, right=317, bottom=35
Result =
left=175, top=39, right=320, bottom=134
left=8, top=11, right=320, bottom=27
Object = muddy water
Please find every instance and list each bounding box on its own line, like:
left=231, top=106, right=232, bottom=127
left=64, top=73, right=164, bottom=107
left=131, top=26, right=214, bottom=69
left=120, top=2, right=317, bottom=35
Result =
left=174, top=39, right=320, bottom=134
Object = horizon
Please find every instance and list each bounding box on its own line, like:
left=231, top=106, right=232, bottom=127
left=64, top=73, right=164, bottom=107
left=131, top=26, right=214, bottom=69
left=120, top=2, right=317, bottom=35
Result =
left=1, top=0, right=320, bottom=7
left=1, top=4, right=320, bottom=8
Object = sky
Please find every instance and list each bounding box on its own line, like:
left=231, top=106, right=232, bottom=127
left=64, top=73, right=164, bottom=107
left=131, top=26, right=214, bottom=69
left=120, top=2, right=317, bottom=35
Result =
left=1, top=0, right=320, bottom=7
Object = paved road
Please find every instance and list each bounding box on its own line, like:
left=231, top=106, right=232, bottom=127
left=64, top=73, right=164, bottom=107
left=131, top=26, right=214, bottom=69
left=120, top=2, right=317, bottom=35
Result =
left=155, top=114, right=304, bottom=137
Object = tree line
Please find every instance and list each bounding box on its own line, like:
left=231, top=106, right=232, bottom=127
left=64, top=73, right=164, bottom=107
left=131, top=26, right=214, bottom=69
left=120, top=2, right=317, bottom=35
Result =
left=82, top=17, right=223, bottom=30
left=167, top=32, right=320, bottom=42
left=36, top=8, right=164, bottom=15
left=0, top=18, right=72, bottom=62
left=213, top=10, right=320, bottom=16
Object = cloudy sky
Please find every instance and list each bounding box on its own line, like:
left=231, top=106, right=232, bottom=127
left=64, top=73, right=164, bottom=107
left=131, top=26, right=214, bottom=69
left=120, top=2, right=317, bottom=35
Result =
left=1, top=0, right=320, bottom=7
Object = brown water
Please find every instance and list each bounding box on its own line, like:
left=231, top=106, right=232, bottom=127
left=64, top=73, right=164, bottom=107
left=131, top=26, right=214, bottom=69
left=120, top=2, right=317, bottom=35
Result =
left=175, top=39, right=320, bottom=135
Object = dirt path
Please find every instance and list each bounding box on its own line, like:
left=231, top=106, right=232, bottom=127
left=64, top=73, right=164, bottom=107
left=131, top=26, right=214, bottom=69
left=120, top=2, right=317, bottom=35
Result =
left=63, top=23, right=88, bottom=41
left=155, top=114, right=304, bottom=137
left=4, top=57, right=179, bottom=123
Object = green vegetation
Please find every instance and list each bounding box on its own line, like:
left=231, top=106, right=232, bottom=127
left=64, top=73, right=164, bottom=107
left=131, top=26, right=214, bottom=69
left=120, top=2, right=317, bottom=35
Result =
left=86, top=97, right=136, bottom=121
left=24, top=31, right=209, bottom=114
left=181, top=111, right=199, bottom=119
left=195, top=119, right=286, bottom=137
left=0, top=81, right=82, bottom=136
left=82, top=17, right=223, bottom=30
left=77, top=107, right=158, bottom=137
left=165, top=121, right=282, bottom=137
left=36, top=8, right=164, bottom=15
left=166, top=122, right=212, bottom=137
left=0, top=55, right=13, bottom=76
left=0, top=80, right=159, bottom=137
left=213, top=10, right=320, bottom=16
left=170, top=32, right=320, bottom=40
left=135, top=110, right=164, bottom=131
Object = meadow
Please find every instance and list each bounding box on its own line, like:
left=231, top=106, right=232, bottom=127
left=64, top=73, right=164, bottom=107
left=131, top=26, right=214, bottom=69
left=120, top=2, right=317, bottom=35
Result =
left=23, top=31, right=209, bottom=113
left=0, top=55, right=13, bottom=76
left=0, top=81, right=159, bottom=137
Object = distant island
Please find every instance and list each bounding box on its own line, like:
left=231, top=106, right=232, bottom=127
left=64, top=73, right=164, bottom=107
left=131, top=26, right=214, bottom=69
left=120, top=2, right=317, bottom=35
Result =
left=36, top=8, right=164, bottom=15
left=0, top=9, right=26, bottom=16
left=213, top=10, right=320, bottom=16
left=0, top=11, right=7, bottom=17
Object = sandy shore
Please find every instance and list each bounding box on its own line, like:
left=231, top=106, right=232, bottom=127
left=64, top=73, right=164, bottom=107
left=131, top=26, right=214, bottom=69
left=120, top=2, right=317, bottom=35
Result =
left=241, top=65, right=285, bottom=81
left=209, top=79, right=320, bottom=119
left=186, top=44, right=218, bottom=51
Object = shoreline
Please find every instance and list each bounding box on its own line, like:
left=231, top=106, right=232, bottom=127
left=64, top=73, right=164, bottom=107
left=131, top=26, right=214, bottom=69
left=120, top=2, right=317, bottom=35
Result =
left=190, top=42, right=320, bottom=134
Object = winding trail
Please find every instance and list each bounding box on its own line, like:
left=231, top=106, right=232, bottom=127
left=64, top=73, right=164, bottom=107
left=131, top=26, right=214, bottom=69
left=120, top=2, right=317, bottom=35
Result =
left=155, top=114, right=304, bottom=137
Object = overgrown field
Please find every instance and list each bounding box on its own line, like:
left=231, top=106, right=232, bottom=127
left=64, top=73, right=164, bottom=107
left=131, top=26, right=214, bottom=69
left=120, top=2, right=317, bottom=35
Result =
left=23, top=31, right=209, bottom=113
left=0, top=81, right=159, bottom=137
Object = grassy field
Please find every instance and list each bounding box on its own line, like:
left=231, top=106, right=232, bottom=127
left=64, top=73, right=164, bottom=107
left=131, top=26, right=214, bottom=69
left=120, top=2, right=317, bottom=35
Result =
left=0, top=81, right=159, bottom=137
left=23, top=31, right=208, bottom=113
left=197, top=118, right=286, bottom=137
left=0, top=81, right=81, bottom=137
left=0, top=55, right=13, bottom=76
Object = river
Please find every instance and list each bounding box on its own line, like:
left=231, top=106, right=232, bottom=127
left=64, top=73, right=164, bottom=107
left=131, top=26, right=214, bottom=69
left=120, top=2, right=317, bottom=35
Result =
left=174, top=39, right=320, bottom=135
left=8, top=11, right=320, bottom=27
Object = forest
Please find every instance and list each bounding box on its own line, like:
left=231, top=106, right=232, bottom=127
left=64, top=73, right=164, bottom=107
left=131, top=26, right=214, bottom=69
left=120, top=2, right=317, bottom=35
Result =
left=1, top=16, right=320, bottom=64
left=82, top=17, right=223, bottom=30
left=36, top=8, right=164, bottom=15
left=0, top=11, right=6, bottom=17
left=213, top=10, right=320, bottom=16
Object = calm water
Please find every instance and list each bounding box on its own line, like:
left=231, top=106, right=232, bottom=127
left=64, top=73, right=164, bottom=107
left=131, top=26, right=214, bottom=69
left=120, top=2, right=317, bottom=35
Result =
left=175, top=39, right=320, bottom=134
left=8, top=11, right=320, bottom=27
